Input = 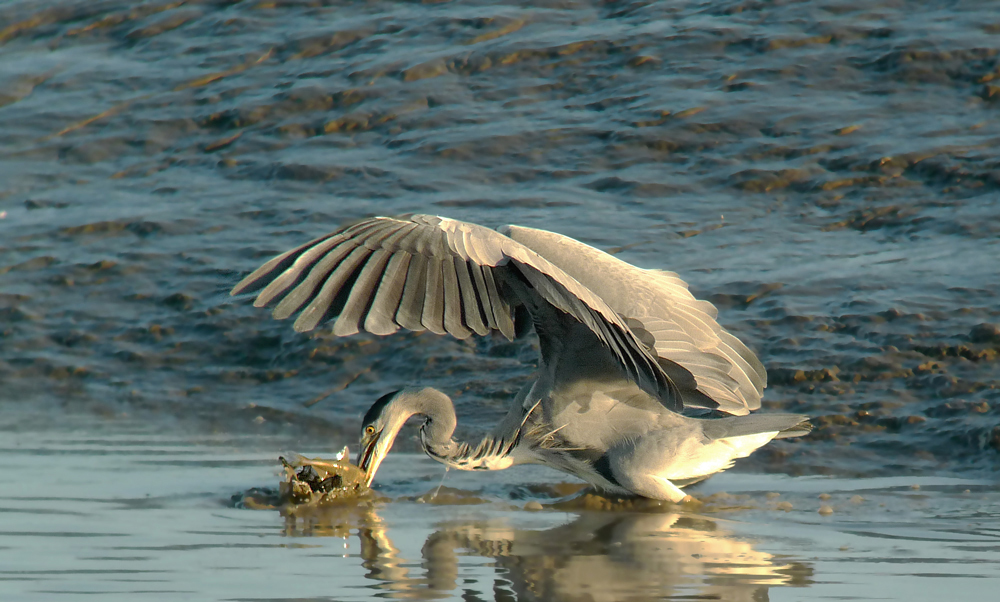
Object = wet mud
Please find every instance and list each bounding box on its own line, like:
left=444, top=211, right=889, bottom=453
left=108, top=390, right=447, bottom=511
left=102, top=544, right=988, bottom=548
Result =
left=1, top=0, right=999, bottom=483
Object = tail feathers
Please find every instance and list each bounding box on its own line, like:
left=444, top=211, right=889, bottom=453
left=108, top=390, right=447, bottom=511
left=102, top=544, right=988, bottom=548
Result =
left=773, top=417, right=812, bottom=439
left=702, top=413, right=811, bottom=441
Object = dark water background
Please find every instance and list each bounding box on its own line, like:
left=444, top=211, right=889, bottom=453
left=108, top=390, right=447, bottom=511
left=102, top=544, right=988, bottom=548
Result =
left=2, top=0, right=1000, bottom=479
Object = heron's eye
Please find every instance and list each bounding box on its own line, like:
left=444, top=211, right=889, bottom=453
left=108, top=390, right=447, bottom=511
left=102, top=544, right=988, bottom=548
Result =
left=364, top=425, right=375, bottom=436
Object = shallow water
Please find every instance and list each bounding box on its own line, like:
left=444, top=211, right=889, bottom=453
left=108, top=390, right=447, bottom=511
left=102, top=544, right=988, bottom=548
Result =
left=3, top=425, right=1000, bottom=601
left=2, top=1, right=1000, bottom=597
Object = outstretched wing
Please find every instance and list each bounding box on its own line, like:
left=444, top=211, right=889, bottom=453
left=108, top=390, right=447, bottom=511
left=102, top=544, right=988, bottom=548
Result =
left=231, top=214, right=681, bottom=410
left=500, top=224, right=766, bottom=416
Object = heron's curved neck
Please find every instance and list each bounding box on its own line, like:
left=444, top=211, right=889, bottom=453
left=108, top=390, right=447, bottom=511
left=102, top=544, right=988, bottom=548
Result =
left=396, top=388, right=517, bottom=470
left=407, top=388, right=457, bottom=448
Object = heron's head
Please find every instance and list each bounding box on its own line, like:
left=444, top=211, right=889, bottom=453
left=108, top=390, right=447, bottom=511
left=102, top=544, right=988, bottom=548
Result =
left=356, top=388, right=458, bottom=487
left=356, top=390, right=407, bottom=487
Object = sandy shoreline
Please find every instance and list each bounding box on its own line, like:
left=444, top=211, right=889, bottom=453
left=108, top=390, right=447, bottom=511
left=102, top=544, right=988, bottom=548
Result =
left=2, top=424, right=998, bottom=601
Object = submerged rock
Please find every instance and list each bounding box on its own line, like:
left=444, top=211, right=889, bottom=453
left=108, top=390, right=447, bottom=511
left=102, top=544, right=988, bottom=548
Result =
left=234, top=449, right=371, bottom=509
left=279, top=451, right=370, bottom=505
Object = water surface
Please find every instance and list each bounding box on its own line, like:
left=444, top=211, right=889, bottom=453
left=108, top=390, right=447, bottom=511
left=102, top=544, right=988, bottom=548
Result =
left=2, top=2, right=1000, bottom=598
left=3, top=426, right=1000, bottom=601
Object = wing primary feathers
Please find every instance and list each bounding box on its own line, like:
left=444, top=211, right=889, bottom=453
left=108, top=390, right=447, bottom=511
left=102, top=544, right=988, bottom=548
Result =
left=363, top=252, right=410, bottom=335
left=374, top=220, right=419, bottom=251
left=356, top=219, right=407, bottom=250
left=291, top=245, right=371, bottom=332
left=721, top=331, right=767, bottom=389
left=231, top=232, right=338, bottom=297
left=396, top=253, right=429, bottom=332
left=271, top=239, right=355, bottom=320
left=469, top=263, right=498, bottom=331
left=421, top=258, right=447, bottom=335
left=440, top=256, right=472, bottom=339
left=252, top=246, right=329, bottom=308
left=605, top=321, right=646, bottom=390
left=243, top=220, right=385, bottom=306
left=455, top=258, right=489, bottom=336
left=481, top=266, right=515, bottom=339
left=332, top=249, right=393, bottom=337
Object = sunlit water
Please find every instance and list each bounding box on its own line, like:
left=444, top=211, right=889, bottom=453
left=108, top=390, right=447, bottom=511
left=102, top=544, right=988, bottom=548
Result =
left=2, top=426, right=999, bottom=601
left=2, top=1, right=1000, bottom=598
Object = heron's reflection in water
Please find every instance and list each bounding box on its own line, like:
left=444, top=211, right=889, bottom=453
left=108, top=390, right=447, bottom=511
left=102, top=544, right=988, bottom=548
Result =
left=279, top=502, right=412, bottom=592
left=280, top=501, right=812, bottom=601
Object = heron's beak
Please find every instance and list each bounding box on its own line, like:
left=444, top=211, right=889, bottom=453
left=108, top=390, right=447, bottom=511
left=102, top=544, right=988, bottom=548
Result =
left=357, top=430, right=386, bottom=487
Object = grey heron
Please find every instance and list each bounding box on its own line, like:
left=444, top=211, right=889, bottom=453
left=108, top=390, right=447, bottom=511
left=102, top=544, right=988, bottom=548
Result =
left=231, top=214, right=809, bottom=502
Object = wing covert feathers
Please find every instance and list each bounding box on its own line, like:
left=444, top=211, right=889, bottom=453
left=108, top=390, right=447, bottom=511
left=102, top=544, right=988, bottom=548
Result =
left=232, top=214, right=678, bottom=409
left=501, top=224, right=768, bottom=415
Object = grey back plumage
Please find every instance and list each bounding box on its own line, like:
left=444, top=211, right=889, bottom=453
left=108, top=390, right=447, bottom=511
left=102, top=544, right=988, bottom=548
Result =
left=500, top=225, right=766, bottom=415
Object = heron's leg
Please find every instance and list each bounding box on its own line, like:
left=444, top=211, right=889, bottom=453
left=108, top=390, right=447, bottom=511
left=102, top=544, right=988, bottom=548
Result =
left=611, top=468, right=694, bottom=503
left=650, top=475, right=692, bottom=503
